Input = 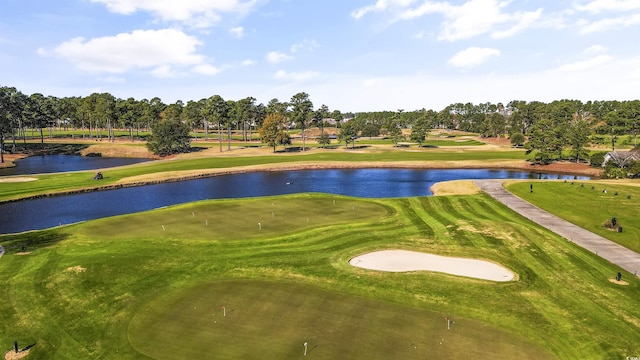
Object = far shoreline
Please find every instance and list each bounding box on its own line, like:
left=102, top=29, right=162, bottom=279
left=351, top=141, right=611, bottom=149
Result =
left=0, top=159, right=600, bottom=205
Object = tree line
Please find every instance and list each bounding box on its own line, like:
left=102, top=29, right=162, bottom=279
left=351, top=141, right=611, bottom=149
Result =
left=1, top=85, right=639, bottom=164
left=342, top=100, right=639, bottom=165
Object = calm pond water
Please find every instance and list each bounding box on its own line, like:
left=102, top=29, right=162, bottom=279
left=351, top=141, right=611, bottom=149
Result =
left=0, top=154, right=151, bottom=176
left=0, top=168, right=591, bottom=234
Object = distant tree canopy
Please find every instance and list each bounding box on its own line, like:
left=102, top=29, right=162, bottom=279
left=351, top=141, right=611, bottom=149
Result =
left=146, top=119, right=191, bottom=156
left=3, top=84, right=640, bottom=170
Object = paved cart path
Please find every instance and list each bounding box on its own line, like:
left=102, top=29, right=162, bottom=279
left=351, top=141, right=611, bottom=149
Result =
left=475, top=180, right=640, bottom=277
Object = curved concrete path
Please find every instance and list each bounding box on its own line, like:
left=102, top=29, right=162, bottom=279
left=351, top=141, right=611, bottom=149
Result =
left=475, top=180, right=640, bottom=277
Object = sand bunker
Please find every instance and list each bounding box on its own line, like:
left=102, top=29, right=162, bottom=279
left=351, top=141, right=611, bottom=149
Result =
left=350, top=250, right=515, bottom=282
left=0, top=177, right=37, bottom=183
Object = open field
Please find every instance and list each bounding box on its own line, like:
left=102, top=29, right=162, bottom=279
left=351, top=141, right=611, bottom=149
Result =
left=1, top=193, right=639, bottom=359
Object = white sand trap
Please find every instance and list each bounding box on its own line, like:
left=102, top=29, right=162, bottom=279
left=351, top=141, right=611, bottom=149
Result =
left=0, top=177, right=37, bottom=183
left=350, top=250, right=515, bottom=282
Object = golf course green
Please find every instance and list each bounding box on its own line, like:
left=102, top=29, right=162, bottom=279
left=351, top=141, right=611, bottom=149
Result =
left=1, top=191, right=639, bottom=359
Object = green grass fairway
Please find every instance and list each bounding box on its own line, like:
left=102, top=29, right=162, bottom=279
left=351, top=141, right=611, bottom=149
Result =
left=1, top=193, right=639, bottom=359
left=75, top=194, right=390, bottom=241
left=507, top=181, right=640, bottom=253
left=128, top=280, right=550, bottom=360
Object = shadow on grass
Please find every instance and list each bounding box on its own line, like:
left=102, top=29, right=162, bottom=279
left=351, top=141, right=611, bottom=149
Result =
left=276, top=147, right=313, bottom=153
left=0, top=230, right=69, bottom=254
left=7, top=143, right=89, bottom=155
left=188, top=147, right=207, bottom=153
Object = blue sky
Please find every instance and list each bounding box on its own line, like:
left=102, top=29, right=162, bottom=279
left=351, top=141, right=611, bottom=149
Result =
left=1, top=0, right=639, bottom=112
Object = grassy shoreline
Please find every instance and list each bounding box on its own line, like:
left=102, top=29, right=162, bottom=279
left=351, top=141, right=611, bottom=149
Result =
left=0, top=138, right=601, bottom=203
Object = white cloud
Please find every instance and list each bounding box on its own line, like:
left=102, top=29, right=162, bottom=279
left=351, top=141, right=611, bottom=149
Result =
left=274, top=70, right=319, bottom=81
left=290, top=39, right=319, bottom=53
left=438, top=1, right=502, bottom=41
left=550, top=45, right=614, bottom=73
left=351, top=0, right=417, bottom=20
left=583, top=44, right=607, bottom=55
left=356, top=0, right=544, bottom=41
left=192, top=64, right=222, bottom=76
left=90, top=0, right=259, bottom=28
left=150, top=65, right=180, bottom=78
left=230, top=26, right=244, bottom=38
left=491, top=8, right=543, bottom=39
left=396, top=1, right=451, bottom=20
left=241, top=59, right=256, bottom=66
left=578, top=13, right=640, bottom=33
left=266, top=51, right=293, bottom=64
left=448, top=47, right=500, bottom=68
left=574, top=0, right=640, bottom=13
left=49, top=29, right=205, bottom=74
left=436, top=0, right=543, bottom=41
left=552, top=55, right=613, bottom=72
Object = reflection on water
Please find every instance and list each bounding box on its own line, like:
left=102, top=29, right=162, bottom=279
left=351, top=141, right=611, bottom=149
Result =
left=0, top=168, right=590, bottom=234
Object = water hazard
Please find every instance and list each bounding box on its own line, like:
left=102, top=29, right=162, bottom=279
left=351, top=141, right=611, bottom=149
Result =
left=0, top=154, right=151, bottom=176
left=0, top=168, right=590, bottom=234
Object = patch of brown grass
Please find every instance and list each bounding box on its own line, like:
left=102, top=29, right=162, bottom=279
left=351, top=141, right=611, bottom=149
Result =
left=80, top=144, right=158, bottom=159
left=66, top=266, right=86, bottom=273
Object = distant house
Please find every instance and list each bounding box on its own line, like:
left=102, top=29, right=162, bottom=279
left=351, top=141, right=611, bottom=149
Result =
left=322, top=118, right=338, bottom=126
left=603, top=150, right=640, bottom=167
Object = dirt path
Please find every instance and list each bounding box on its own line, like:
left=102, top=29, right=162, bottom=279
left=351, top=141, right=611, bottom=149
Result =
left=475, top=180, right=640, bottom=277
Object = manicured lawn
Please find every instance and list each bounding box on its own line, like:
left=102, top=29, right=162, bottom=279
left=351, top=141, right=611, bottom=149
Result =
left=507, top=181, right=640, bottom=253
left=128, top=280, right=549, bottom=360
left=1, top=193, right=638, bottom=359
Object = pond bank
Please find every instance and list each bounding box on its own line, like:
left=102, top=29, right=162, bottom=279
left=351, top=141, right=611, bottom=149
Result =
left=0, top=160, right=599, bottom=205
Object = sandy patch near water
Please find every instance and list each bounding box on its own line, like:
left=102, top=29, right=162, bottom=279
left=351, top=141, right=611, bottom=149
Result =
left=430, top=180, right=480, bottom=196
left=0, top=177, right=37, bottom=183
left=350, top=250, right=515, bottom=282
